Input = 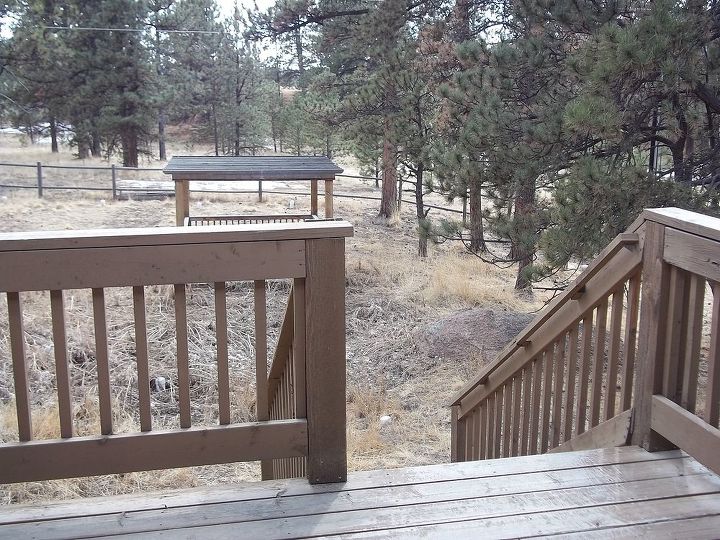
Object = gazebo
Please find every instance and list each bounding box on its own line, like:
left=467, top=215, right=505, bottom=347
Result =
left=163, top=156, right=344, bottom=226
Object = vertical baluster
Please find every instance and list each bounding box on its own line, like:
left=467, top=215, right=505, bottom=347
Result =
left=501, top=382, right=512, bottom=457
left=551, top=336, right=566, bottom=448
left=663, top=266, right=689, bottom=402
left=576, top=311, right=594, bottom=435
left=563, top=323, right=579, bottom=441
left=452, top=406, right=466, bottom=462
left=214, top=282, right=231, bottom=425
left=540, top=347, right=553, bottom=452
left=465, top=408, right=475, bottom=460
left=621, top=274, right=641, bottom=411
left=520, top=365, right=532, bottom=455
left=493, top=389, right=502, bottom=458
left=604, top=290, right=624, bottom=421
left=706, top=282, right=720, bottom=427
left=7, top=292, right=32, bottom=441
left=133, top=286, right=152, bottom=432
left=529, top=357, right=542, bottom=455
left=511, top=375, right=522, bottom=456
left=478, top=402, right=486, bottom=460
left=50, top=290, right=73, bottom=438
left=92, top=288, right=113, bottom=435
left=255, top=280, right=269, bottom=422
left=485, top=394, right=495, bottom=459
left=293, top=279, right=307, bottom=419
left=681, top=275, right=705, bottom=413
left=174, top=284, right=191, bottom=428
left=589, top=299, right=608, bottom=428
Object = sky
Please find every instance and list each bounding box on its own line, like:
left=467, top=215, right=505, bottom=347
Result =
left=217, top=0, right=276, bottom=19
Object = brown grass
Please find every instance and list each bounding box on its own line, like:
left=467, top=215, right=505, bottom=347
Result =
left=0, top=136, right=540, bottom=505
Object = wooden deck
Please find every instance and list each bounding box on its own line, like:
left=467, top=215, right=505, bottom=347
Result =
left=2, top=447, right=719, bottom=539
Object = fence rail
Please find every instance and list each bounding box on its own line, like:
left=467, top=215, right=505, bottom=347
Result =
left=0, top=161, right=465, bottom=216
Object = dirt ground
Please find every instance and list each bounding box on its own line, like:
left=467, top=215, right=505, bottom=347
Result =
left=0, top=137, right=540, bottom=505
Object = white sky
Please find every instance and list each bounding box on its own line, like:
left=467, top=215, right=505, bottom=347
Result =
left=217, top=0, right=276, bottom=19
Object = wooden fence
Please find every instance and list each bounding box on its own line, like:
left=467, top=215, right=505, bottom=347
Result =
left=0, top=220, right=352, bottom=485
left=451, top=208, right=720, bottom=476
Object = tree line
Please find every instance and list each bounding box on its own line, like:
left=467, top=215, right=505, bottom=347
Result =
left=2, top=0, right=720, bottom=290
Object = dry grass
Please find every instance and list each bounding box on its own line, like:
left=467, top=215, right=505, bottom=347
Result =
left=0, top=137, right=540, bottom=505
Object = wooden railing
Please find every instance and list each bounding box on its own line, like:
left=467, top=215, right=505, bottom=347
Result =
left=0, top=220, right=352, bottom=485
left=451, top=208, right=720, bottom=475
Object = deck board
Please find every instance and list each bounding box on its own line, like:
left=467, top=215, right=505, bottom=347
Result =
left=1, top=447, right=718, bottom=539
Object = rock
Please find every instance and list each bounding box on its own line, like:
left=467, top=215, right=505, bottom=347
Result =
left=379, top=415, right=393, bottom=427
left=423, top=306, right=534, bottom=366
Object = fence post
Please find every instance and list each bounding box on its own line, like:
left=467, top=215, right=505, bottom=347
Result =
left=111, top=165, right=117, bottom=200
left=304, top=237, right=347, bottom=484
left=258, top=180, right=263, bottom=202
left=36, top=161, right=43, bottom=198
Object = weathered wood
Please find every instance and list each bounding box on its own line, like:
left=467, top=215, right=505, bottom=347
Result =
left=511, top=376, right=522, bottom=456
left=550, top=410, right=632, bottom=454
left=450, top=406, right=463, bottom=462
left=310, top=180, right=318, bottom=215
left=528, top=357, right=542, bottom=454
left=255, top=280, right=269, bottom=425
left=305, top=238, right=347, bottom=483
left=681, top=274, right=704, bottom=412
left=636, top=207, right=720, bottom=242
left=175, top=180, right=189, bottom=226
left=651, top=395, right=720, bottom=474
left=293, top=278, right=307, bottom=419
left=163, top=156, right=343, bottom=181
left=174, top=284, right=191, bottom=429
left=501, top=381, right=512, bottom=456
left=0, top=240, right=307, bottom=292
left=91, top=288, right=113, bottom=435
left=589, top=299, right=608, bottom=428
left=563, top=323, right=579, bottom=440
left=662, top=265, right=689, bottom=401
left=7, top=291, right=32, bottom=441
left=50, top=289, right=73, bottom=439
left=551, top=335, right=566, bottom=447
left=324, top=179, right=334, bottom=218
left=0, top=221, right=354, bottom=252
left=540, top=348, right=553, bottom=452
left=214, top=282, right=231, bottom=426
left=132, top=286, right=152, bottom=432
left=707, top=282, right=720, bottom=427
left=632, top=222, right=673, bottom=450
left=485, top=393, right=495, bottom=459
left=604, top=289, right=624, bottom=421
left=0, top=420, right=308, bottom=483
left=520, top=365, right=532, bottom=455
left=664, top=226, right=720, bottom=282
left=620, top=273, right=641, bottom=411
left=576, top=311, right=594, bottom=435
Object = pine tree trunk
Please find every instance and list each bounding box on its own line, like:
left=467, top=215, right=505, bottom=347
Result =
left=49, top=117, right=59, bottom=153
left=121, top=129, right=139, bottom=168
left=91, top=131, right=101, bottom=158
left=468, top=180, right=485, bottom=252
left=513, top=179, right=536, bottom=290
left=416, top=165, right=427, bottom=257
left=380, top=115, right=398, bottom=218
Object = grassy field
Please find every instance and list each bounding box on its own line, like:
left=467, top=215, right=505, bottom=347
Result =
left=0, top=136, right=539, bottom=504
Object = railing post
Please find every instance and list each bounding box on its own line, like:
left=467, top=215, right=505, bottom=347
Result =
left=36, top=161, right=43, bottom=198
left=258, top=180, right=263, bottom=202
left=451, top=405, right=466, bottom=462
left=111, top=164, right=117, bottom=200
left=324, top=179, right=334, bottom=218
left=310, top=180, right=318, bottom=216
left=304, top=237, right=346, bottom=483
left=631, top=221, right=675, bottom=451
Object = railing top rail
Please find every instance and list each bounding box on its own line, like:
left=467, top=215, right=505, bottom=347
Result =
left=450, top=231, right=641, bottom=407
left=633, top=207, right=720, bottom=241
left=0, top=220, right=354, bottom=252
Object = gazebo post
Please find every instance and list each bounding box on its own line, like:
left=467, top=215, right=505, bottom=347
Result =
left=324, top=179, right=333, bottom=219
left=311, top=180, right=318, bottom=216
left=175, top=179, right=190, bottom=226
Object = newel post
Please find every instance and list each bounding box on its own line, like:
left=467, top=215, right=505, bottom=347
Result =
left=305, top=237, right=347, bottom=483
left=631, top=221, right=674, bottom=451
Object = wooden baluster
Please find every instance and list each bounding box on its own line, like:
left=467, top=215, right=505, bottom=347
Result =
left=604, top=289, right=624, bottom=421
left=576, top=311, right=594, bottom=435
left=174, top=284, right=191, bottom=429
left=92, top=288, right=113, bottom=435
left=551, top=336, right=566, bottom=447
left=501, top=382, right=512, bottom=457
left=621, top=274, right=641, bottom=411
left=589, top=299, right=608, bottom=428
left=511, top=375, right=522, bottom=456
left=478, top=402, right=486, bottom=460
left=293, top=279, right=307, bottom=419
left=214, top=282, right=231, bottom=425
left=529, top=357, right=542, bottom=455
left=663, top=266, right=690, bottom=402
left=520, top=365, right=532, bottom=455
left=50, top=290, right=73, bottom=438
left=485, top=395, right=495, bottom=459
left=493, top=389, right=502, bottom=458
left=7, top=292, right=32, bottom=441
left=255, top=280, right=269, bottom=423
left=132, top=286, right=152, bottom=432
left=540, top=347, right=553, bottom=452
left=465, top=409, right=475, bottom=460
left=706, top=282, right=720, bottom=427
left=563, top=322, right=579, bottom=441
left=681, top=275, right=705, bottom=413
